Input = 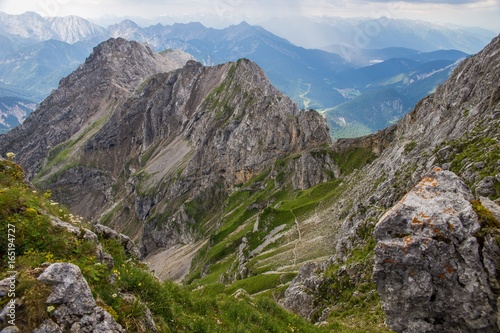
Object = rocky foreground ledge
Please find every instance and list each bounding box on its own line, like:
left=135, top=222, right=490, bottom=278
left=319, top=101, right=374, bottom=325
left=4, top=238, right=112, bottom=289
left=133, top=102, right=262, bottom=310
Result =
left=374, top=167, right=500, bottom=333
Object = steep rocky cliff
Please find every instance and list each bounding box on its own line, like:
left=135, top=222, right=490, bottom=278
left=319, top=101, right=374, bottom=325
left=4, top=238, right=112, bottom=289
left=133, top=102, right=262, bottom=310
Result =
left=281, top=34, right=500, bottom=331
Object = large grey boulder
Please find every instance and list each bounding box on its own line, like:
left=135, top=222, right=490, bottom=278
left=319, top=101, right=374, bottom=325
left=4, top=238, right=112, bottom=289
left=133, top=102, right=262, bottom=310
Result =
left=373, top=167, right=498, bottom=332
left=36, top=263, right=124, bottom=332
left=280, top=262, right=321, bottom=320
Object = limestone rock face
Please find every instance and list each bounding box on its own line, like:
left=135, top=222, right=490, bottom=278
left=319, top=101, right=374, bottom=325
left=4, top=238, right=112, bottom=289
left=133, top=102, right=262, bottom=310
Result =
left=281, top=34, right=500, bottom=325
left=288, top=152, right=340, bottom=190
left=373, top=168, right=498, bottom=332
left=36, top=263, right=124, bottom=332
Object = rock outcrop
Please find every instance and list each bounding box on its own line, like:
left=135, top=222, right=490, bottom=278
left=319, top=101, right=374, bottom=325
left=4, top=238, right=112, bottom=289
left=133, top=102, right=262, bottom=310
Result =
left=50, top=216, right=98, bottom=244
left=374, top=167, right=498, bottom=332
left=35, top=263, right=124, bottom=332
left=280, top=262, right=321, bottom=320
left=92, top=222, right=141, bottom=258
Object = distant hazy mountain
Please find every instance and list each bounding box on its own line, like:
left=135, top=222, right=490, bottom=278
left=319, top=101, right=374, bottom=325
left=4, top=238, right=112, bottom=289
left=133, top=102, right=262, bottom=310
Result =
left=322, top=46, right=469, bottom=67
left=0, top=11, right=108, bottom=43
left=0, top=12, right=107, bottom=102
left=0, top=39, right=94, bottom=101
left=260, top=16, right=496, bottom=55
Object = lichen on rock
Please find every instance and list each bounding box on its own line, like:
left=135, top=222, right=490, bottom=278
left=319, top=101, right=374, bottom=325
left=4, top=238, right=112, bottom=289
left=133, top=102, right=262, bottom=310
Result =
left=373, top=167, right=499, bottom=332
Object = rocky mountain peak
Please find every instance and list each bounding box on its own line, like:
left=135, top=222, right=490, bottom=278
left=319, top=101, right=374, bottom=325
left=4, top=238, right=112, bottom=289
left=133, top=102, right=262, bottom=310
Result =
left=76, top=37, right=190, bottom=88
left=0, top=38, right=194, bottom=178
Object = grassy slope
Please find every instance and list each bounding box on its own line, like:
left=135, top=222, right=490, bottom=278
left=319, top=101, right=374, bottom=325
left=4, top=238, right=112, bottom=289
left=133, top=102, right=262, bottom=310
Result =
left=0, top=158, right=329, bottom=332
left=181, top=147, right=392, bottom=332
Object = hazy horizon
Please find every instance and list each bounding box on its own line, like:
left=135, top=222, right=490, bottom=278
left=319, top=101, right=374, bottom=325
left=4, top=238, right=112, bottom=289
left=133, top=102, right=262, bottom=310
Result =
left=0, top=0, right=499, bottom=33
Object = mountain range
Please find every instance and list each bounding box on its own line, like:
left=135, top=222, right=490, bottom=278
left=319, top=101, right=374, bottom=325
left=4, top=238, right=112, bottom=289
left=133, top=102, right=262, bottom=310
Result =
left=260, top=16, right=496, bottom=54
left=0, top=11, right=496, bottom=136
left=1, top=31, right=499, bottom=332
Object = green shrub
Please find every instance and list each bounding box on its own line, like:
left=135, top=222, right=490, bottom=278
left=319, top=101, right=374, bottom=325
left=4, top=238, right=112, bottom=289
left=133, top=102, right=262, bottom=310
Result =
left=404, top=141, right=417, bottom=154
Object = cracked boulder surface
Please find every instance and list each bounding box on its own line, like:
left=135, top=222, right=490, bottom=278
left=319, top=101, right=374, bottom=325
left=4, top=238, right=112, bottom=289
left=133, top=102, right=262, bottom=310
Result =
left=36, top=263, right=124, bottom=332
left=373, top=167, right=498, bottom=333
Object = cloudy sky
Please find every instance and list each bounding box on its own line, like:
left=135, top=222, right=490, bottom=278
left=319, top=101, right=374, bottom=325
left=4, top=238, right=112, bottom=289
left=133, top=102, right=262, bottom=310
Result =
left=0, top=0, right=499, bottom=32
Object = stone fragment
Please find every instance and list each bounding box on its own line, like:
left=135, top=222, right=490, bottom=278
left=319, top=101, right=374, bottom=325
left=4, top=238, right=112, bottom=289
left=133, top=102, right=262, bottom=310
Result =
left=475, top=176, right=497, bottom=197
